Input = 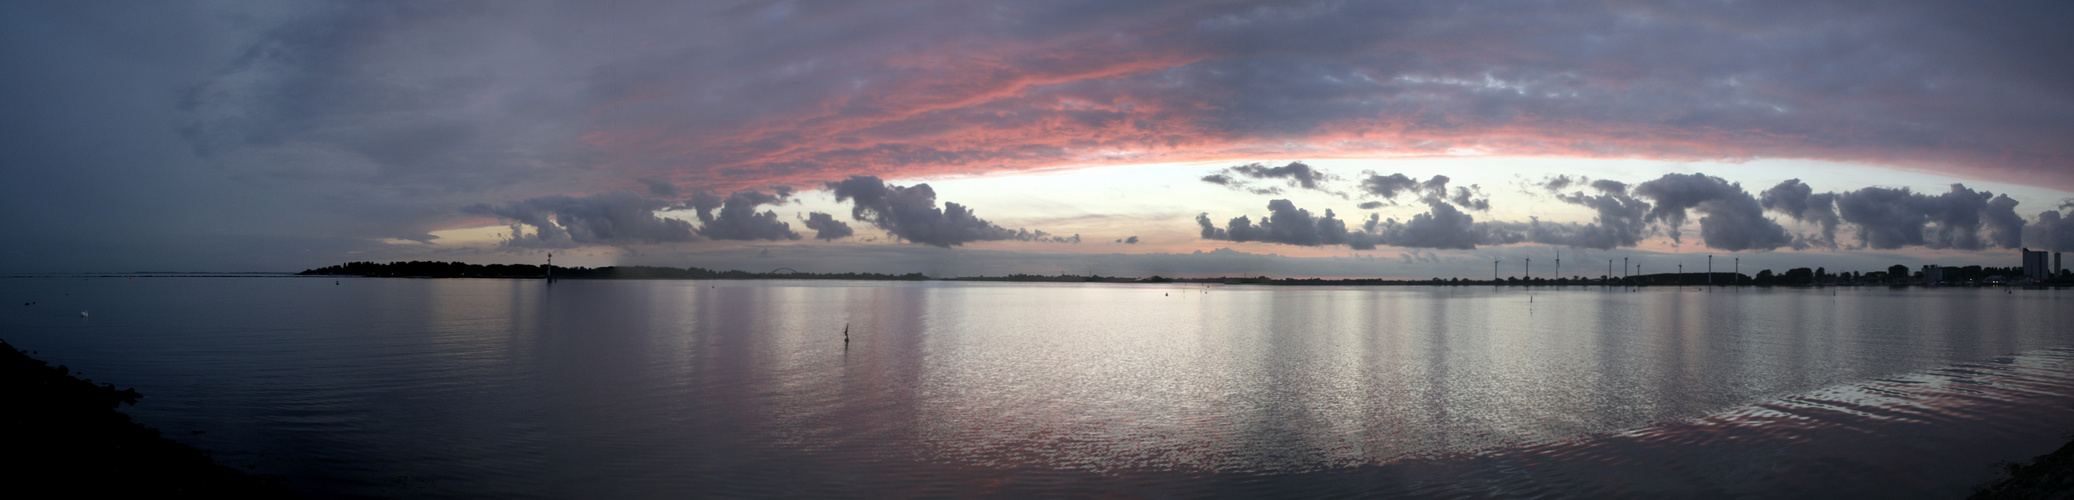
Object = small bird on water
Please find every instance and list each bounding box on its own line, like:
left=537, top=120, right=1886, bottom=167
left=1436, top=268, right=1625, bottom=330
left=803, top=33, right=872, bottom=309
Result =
left=80, top=311, right=88, bottom=318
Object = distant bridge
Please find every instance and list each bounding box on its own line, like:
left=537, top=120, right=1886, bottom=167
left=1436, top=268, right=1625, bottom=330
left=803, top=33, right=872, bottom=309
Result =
left=768, top=268, right=799, bottom=275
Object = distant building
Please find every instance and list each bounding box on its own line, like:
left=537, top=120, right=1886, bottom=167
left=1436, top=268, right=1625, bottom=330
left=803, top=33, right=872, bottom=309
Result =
left=1922, top=265, right=1943, bottom=284
left=2021, top=248, right=2051, bottom=281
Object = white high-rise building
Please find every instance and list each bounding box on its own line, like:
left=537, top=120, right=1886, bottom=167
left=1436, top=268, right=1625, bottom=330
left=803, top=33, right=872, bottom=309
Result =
left=1922, top=265, right=1943, bottom=284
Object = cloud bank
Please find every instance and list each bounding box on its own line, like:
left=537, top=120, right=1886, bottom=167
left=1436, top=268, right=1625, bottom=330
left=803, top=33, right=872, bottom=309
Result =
left=1196, top=170, right=2054, bottom=254
left=827, top=175, right=1071, bottom=248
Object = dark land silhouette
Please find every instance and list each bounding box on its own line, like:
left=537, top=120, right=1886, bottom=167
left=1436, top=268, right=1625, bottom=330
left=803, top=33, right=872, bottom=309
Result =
left=300, top=260, right=2073, bottom=287
left=1972, top=438, right=2074, bottom=499
left=0, top=340, right=298, bottom=497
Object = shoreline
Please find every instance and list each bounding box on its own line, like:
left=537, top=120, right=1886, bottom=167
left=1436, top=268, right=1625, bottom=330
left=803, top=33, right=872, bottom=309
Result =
left=0, top=339, right=298, bottom=497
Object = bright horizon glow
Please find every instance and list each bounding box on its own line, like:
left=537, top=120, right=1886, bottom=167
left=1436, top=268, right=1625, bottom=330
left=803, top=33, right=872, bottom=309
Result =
left=392, top=156, right=2070, bottom=278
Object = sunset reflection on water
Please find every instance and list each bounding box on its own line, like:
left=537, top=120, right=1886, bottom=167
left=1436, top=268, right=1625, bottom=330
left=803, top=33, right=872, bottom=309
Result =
left=2, top=278, right=2069, bottom=497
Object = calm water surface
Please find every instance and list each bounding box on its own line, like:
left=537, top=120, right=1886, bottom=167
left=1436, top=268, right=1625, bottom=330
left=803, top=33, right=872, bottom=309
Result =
left=3, top=277, right=2072, bottom=498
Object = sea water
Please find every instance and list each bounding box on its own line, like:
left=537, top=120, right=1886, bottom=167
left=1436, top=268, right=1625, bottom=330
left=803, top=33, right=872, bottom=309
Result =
left=2, top=277, right=2070, bottom=498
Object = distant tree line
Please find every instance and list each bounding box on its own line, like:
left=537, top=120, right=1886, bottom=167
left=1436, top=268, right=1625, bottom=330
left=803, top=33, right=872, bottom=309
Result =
left=300, top=260, right=2068, bottom=286
left=1745, top=264, right=2055, bottom=286
left=298, top=261, right=928, bottom=281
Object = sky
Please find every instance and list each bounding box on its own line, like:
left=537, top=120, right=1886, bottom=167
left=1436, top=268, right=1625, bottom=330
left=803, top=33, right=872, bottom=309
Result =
left=3, top=1, right=2072, bottom=278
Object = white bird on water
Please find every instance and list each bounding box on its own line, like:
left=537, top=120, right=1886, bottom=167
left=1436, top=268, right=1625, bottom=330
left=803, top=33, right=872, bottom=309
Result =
left=79, top=311, right=88, bottom=318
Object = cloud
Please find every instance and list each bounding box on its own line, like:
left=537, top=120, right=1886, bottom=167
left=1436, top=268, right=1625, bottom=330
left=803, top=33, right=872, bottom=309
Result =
left=1124, top=236, right=1139, bottom=244
left=1632, top=173, right=1792, bottom=251
left=1012, top=229, right=1081, bottom=244
left=1198, top=198, right=1515, bottom=250
left=1532, top=181, right=1651, bottom=249
left=803, top=212, right=854, bottom=241
left=637, top=178, right=679, bottom=198
left=1833, top=184, right=2026, bottom=250
left=465, top=187, right=808, bottom=248
left=1358, top=173, right=1421, bottom=200
left=1358, top=172, right=1491, bottom=212
left=690, top=190, right=801, bottom=241
left=464, top=191, right=698, bottom=249
left=1447, top=184, right=1491, bottom=212
left=13, top=2, right=2074, bottom=273
left=1538, top=175, right=1585, bottom=192
left=1369, top=200, right=1519, bottom=250
left=826, top=175, right=1050, bottom=248
left=1201, top=161, right=1340, bottom=195
left=1758, top=179, right=1843, bottom=248
left=556, top=2, right=2074, bottom=192
left=1197, top=200, right=1375, bottom=249
left=2027, top=208, right=2074, bottom=252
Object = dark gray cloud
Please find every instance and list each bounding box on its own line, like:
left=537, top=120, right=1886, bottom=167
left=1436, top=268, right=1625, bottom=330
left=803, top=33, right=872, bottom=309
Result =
left=1833, top=184, right=2026, bottom=250
left=637, top=178, right=679, bottom=198
left=1359, top=173, right=1420, bottom=200
left=1632, top=173, right=1792, bottom=251
left=1198, top=198, right=1515, bottom=250
left=1123, top=236, right=1139, bottom=244
left=464, top=191, right=698, bottom=249
left=1538, top=175, right=1584, bottom=192
left=466, top=188, right=807, bottom=247
left=827, top=175, right=1048, bottom=248
left=1758, top=179, right=1843, bottom=248
left=2027, top=208, right=2074, bottom=252
left=1533, top=182, right=1651, bottom=249
left=1448, top=185, right=1491, bottom=212
left=693, top=190, right=801, bottom=241
left=1207, top=171, right=2048, bottom=256
left=683, top=191, right=725, bottom=214
left=1359, top=172, right=1482, bottom=211
left=1197, top=200, right=1373, bottom=249
left=1356, top=201, right=1386, bottom=210
left=803, top=212, right=854, bottom=241
left=1202, top=161, right=1339, bottom=195
left=1013, top=230, right=1081, bottom=244
left=1369, top=200, right=1519, bottom=250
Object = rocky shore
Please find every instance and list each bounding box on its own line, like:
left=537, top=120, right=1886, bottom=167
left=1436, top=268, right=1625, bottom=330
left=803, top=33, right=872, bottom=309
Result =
left=0, top=339, right=297, bottom=497
left=1975, top=437, right=2074, bottom=499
